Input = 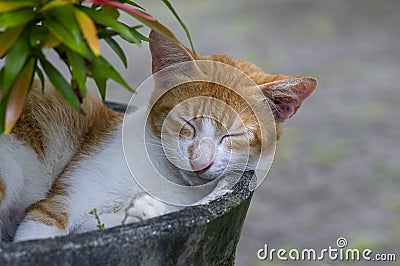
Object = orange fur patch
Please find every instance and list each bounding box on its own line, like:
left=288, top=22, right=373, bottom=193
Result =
left=23, top=159, right=74, bottom=230
left=23, top=168, right=70, bottom=230
left=23, top=196, right=69, bottom=230
left=149, top=81, right=267, bottom=148
left=0, top=176, right=6, bottom=205
left=195, top=53, right=293, bottom=86
left=16, top=80, right=123, bottom=229
left=149, top=52, right=309, bottom=147
left=12, top=80, right=123, bottom=160
left=195, top=54, right=313, bottom=140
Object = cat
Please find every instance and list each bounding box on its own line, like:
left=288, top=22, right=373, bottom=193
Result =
left=0, top=30, right=317, bottom=242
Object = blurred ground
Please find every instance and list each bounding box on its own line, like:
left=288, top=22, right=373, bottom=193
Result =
left=63, top=0, right=400, bottom=265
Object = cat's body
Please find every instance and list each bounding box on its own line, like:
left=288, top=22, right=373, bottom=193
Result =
left=0, top=85, right=129, bottom=240
left=0, top=30, right=316, bottom=242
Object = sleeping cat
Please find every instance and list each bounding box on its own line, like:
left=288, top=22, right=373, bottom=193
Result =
left=0, top=30, right=316, bottom=242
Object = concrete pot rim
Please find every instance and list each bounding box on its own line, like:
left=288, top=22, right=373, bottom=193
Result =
left=0, top=170, right=253, bottom=258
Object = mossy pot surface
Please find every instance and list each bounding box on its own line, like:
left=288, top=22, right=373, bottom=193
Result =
left=0, top=103, right=254, bottom=266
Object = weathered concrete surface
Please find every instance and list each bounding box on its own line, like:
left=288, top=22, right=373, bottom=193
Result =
left=0, top=172, right=253, bottom=266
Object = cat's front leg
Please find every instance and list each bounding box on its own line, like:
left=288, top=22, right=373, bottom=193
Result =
left=14, top=221, right=67, bottom=242
left=14, top=195, right=69, bottom=242
left=123, top=194, right=171, bottom=224
left=80, top=195, right=178, bottom=230
left=194, top=179, right=232, bottom=205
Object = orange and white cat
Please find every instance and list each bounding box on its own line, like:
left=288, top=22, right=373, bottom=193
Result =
left=0, top=30, right=316, bottom=242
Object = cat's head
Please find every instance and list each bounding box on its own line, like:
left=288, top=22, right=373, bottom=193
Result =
left=146, top=30, right=317, bottom=186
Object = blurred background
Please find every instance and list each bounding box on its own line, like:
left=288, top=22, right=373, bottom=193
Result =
left=95, top=0, right=400, bottom=265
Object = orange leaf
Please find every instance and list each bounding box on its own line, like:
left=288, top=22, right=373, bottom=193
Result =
left=0, top=26, right=24, bottom=58
left=75, top=9, right=99, bottom=56
left=4, top=58, right=35, bottom=134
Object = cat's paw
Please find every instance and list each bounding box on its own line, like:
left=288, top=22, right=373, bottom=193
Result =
left=14, top=221, right=67, bottom=242
left=123, top=195, right=167, bottom=224
left=195, top=179, right=232, bottom=205
left=196, top=188, right=231, bottom=205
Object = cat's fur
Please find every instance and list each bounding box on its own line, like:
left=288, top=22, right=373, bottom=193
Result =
left=0, top=30, right=316, bottom=242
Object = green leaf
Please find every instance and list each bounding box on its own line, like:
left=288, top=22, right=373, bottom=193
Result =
left=39, top=0, right=68, bottom=12
left=0, top=25, right=25, bottom=58
left=97, top=29, right=118, bottom=39
left=29, top=25, right=48, bottom=47
left=50, top=5, right=90, bottom=53
left=104, top=37, right=128, bottom=68
left=0, top=67, right=4, bottom=85
left=90, top=56, right=133, bottom=92
left=126, top=14, right=185, bottom=51
left=41, top=32, right=61, bottom=48
left=66, top=49, right=87, bottom=98
left=88, top=71, right=106, bottom=100
left=102, top=6, right=120, bottom=20
left=2, top=29, right=30, bottom=94
left=130, top=27, right=151, bottom=42
left=0, top=67, right=6, bottom=132
left=0, top=1, right=37, bottom=13
left=99, top=27, right=150, bottom=44
left=161, top=0, right=196, bottom=53
left=0, top=95, right=8, bottom=134
left=107, top=2, right=183, bottom=48
left=125, top=1, right=146, bottom=11
left=40, top=57, right=80, bottom=111
left=0, top=8, right=35, bottom=28
left=35, top=67, right=45, bottom=94
left=98, top=25, right=144, bottom=40
left=90, top=0, right=154, bottom=21
left=43, top=15, right=89, bottom=58
left=82, top=7, right=140, bottom=45
left=94, top=76, right=107, bottom=100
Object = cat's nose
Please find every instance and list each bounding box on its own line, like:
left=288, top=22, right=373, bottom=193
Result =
left=189, top=137, right=216, bottom=173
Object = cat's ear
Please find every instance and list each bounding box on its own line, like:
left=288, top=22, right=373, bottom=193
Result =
left=259, top=77, right=317, bottom=122
left=149, top=30, right=194, bottom=73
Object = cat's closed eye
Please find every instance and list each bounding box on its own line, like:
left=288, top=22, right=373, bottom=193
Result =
left=179, top=121, right=196, bottom=139
left=220, top=132, right=247, bottom=142
left=220, top=135, right=233, bottom=149
left=219, top=132, right=248, bottom=150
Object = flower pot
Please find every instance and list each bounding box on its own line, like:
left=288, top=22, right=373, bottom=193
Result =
left=0, top=103, right=254, bottom=265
